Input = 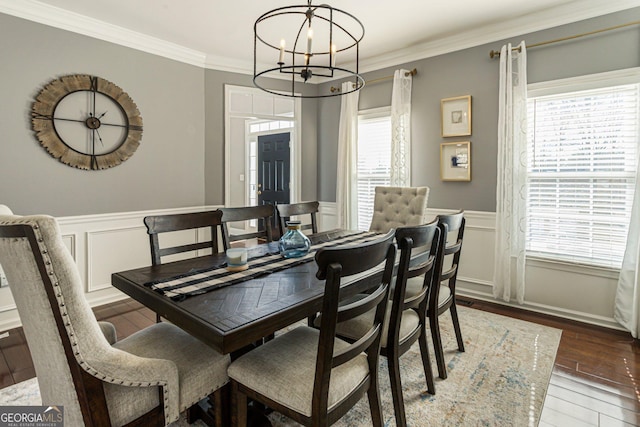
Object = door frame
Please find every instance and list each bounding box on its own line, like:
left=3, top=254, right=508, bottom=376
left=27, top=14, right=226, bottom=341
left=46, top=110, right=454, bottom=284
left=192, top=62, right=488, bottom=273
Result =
left=224, top=85, right=302, bottom=209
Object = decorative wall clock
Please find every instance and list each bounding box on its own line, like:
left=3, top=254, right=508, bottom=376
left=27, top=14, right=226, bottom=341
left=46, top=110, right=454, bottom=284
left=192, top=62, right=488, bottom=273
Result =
left=31, top=74, right=143, bottom=170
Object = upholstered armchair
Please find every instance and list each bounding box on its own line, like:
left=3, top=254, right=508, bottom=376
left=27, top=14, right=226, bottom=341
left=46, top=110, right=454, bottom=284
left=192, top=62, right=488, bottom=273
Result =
left=368, top=186, right=430, bottom=233
left=0, top=213, right=230, bottom=427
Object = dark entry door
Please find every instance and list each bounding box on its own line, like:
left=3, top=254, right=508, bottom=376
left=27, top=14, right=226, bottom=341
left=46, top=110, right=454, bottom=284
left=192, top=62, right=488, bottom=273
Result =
left=257, top=132, right=291, bottom=229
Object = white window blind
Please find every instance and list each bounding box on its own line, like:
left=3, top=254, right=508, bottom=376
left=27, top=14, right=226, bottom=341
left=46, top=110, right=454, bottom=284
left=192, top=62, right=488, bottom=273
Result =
left=527, top=84, right=639, bottom=268
left=357, top=112, right=391, bottom=231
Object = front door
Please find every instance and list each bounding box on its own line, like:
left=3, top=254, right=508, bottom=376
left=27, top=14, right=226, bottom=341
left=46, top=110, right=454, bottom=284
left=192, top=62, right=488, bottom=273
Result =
left=257, top=132, right=291, bottom=230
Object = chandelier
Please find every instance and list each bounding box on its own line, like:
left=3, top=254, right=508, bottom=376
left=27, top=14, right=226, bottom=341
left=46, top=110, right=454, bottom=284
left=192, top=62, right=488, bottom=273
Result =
left=253, top=1, right=365, bottom=98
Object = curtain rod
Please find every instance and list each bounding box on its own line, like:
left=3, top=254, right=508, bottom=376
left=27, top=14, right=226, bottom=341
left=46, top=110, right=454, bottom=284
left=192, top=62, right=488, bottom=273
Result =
left=489, top=20, right=640, bottom=58
left=330, top=68, right=417, bottom=93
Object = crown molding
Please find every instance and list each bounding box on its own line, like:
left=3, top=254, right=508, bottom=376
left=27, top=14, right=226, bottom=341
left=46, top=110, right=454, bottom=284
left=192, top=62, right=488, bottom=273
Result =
left=1, top=0, right=638, bottom=76
left=0, top=0, right=207, bottom=67
left=357, top=0, right=640, bottom=74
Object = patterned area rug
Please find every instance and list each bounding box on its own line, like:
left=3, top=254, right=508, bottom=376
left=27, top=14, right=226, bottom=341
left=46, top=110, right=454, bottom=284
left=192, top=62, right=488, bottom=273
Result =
left=0, top=306, right=561, bottom=426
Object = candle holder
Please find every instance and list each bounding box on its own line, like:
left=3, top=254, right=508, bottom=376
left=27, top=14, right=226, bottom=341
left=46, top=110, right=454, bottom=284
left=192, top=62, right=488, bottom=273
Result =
left=226, top=248, right=249, bottom=272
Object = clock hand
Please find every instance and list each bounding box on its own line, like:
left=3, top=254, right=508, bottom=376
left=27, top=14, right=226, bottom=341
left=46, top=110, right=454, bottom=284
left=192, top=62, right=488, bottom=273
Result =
left=94, top=128, right=105, bottom=147
left=97, top=111, right=107, bottom=119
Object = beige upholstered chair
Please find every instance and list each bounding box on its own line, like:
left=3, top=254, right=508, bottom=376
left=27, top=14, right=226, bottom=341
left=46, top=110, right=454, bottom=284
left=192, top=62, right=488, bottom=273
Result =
left=368, top=186, right=429, bottom=234
left=228, top=231, right=397, bottom=427
left=0, top=213, right=230, bottom=427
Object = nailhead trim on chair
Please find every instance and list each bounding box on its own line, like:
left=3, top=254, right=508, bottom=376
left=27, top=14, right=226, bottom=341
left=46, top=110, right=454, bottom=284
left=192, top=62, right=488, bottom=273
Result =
left=24, top=220, right=174, bottom=424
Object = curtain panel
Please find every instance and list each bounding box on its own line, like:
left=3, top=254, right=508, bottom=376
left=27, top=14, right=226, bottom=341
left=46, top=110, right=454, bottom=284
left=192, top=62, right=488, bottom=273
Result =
left=390, top=69, right=413, bottom=186
left=614, top=148, right=640, bottom=337
left=336, top=81, right=360, bottom=230
left=493, top=41, right=528, bottom=304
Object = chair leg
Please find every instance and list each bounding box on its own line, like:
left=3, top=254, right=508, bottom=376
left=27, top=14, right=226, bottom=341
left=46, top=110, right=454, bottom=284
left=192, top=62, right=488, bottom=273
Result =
left=450, top=303, right=465, bottom=352
left=366, top=370, right=384, bottom=427
left=387, top=354, right=407, bottom=427
left=231, top=381, right=247, bottom=427
left=418, top=325, right=436, bottom=395
left=429, top=313, right=447, bottom=379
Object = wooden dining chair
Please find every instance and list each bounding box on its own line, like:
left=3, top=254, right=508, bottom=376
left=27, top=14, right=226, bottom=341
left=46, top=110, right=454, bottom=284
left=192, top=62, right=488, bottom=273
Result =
left=0, top=213, right=230, bottom=427
left=368, top=186, right=429, bottom=234
left=328, top=220, right=443, bottom=426
left=276, top=201, right=320, bottom=237
left=143, top=210, right=224, bottom=265
left=143, top=210, right=225, bottom=323
left=219, top=205, right=275, bottom=250
left=406, top=210, right=466, bottom=380
left=227, top=230, right=396, bottom=427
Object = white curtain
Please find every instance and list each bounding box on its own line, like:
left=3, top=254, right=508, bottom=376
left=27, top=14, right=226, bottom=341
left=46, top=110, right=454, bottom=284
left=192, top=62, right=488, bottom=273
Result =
left=493, top=41, right=528, bottom=304
left=336, top=81, right=360, bottom=230
left=614, top=148, right=640, bottom=337
left=390, top=69, right=412, bottom=186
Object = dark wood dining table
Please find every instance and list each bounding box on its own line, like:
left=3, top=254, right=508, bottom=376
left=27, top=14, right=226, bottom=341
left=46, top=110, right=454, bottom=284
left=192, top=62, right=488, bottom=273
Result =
left=111, top=229, right=383, bottom=356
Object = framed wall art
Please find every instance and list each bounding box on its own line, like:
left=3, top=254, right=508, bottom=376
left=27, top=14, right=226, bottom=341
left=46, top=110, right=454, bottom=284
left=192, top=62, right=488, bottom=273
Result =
left=440, top=141, right=471, bottom=181
left=441, top=95, right=471, bottom=137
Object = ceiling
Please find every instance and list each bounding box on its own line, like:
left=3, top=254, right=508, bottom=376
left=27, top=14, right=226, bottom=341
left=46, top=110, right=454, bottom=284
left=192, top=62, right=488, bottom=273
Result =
left=3, top=0, right=639, bottom=74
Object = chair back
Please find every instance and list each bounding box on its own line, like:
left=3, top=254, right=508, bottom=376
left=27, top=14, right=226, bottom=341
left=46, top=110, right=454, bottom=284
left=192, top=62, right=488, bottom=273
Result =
left=312, top=230, right=395, bottom=418
left=368, top=186, right=429, bottom=233
left=143, top=210, right=224, bottom=265
left=390, top=220, right=442, bottom=346
left=0, top=215, right=121, bottom=426
left=431, top=210, right=465, bottom=312
left=276, top=201, right=319, bottom=237
left=219, top=205, right=275, bottom=249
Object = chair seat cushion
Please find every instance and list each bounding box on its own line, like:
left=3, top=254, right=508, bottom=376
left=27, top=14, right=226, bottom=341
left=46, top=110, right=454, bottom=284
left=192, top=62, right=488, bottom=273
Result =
left=331, top=300, right=420, bottom=348
left=406, top=277, right=452, bottom=307
left=106, top=322, right=230, bottom=426
left=228, top=326, right=369, bottom=417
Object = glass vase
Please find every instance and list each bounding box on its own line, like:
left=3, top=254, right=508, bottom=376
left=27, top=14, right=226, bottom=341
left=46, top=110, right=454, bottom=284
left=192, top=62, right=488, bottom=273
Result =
left=279, top=221, right=311, bottom=258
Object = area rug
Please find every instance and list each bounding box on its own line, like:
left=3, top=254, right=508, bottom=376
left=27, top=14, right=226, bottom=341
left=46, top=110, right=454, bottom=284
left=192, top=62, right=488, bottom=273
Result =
left=0, top=306, right=561, bottom=426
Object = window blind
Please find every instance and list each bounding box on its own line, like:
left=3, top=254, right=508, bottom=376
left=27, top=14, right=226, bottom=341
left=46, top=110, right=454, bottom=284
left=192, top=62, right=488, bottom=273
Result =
left=357, top=114, right=391, bottom=231
left=527, top=84, right=639, bottom=268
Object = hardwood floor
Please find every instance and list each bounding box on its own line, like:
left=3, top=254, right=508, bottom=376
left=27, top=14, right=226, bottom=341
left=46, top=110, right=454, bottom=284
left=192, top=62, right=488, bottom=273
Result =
left=0, top=297, right=638, bottom=426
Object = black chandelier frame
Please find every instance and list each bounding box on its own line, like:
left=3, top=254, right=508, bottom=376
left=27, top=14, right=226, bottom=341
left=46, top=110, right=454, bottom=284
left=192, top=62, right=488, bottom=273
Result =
left=253, top=1, right=365, bottom=98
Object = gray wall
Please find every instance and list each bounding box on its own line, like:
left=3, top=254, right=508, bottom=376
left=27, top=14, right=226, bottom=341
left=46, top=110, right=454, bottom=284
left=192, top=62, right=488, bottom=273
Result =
left=0, top=13, right=206, bottom=216
left=2, top=7, right=640, bottom=216
left=317, top=8, right=640, bottom=212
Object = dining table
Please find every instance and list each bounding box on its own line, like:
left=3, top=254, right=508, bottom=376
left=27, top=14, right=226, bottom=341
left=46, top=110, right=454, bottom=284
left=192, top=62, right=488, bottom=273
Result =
left=111, top=229, right=385, bottom=356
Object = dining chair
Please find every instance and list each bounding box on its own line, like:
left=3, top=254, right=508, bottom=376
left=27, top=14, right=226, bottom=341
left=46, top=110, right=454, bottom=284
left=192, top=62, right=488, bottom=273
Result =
left=219, top=204, right=275, bottom=250
left=368, top=186, right=430, bottom=234
left=327, top=220, right=443, bottom=426
left=143, top=210, right=224, bottom=265
left=227, top=230, right=396, bottom=427
left=407, top=210, right=466, bottom=380
left=0, top=213, right=230, bottom=427
left=276, top=201, right=319, bottom=237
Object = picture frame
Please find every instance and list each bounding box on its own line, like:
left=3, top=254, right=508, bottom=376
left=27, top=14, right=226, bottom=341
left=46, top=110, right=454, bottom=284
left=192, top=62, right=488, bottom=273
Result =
left=441, top=95, right=471, bottom=137
left=440, top=141, right=471, bottom=181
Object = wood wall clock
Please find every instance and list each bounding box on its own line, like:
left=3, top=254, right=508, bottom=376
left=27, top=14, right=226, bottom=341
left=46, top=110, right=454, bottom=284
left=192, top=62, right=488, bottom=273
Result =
left=31, top=74, right=143, bottom=170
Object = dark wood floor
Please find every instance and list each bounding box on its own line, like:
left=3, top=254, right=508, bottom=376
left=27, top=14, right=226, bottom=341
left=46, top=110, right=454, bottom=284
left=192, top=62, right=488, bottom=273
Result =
left=0, top=297, right=638, bottom=426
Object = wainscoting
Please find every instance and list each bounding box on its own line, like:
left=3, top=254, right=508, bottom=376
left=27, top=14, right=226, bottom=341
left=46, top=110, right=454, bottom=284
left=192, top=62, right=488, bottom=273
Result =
left=0, top=203, right=624, bottom=333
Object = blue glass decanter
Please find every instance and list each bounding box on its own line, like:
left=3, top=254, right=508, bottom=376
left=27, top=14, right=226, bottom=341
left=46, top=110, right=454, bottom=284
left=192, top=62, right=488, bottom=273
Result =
left=279, top=220, right=311, bottom=258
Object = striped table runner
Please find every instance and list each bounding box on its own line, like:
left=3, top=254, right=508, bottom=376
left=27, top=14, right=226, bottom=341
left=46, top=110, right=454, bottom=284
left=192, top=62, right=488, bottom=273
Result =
left=146, top=231, right=380, bottom=300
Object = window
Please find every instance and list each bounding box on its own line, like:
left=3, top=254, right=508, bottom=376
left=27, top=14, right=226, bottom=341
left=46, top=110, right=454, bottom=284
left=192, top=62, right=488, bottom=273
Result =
left=357, top=108, right=391, bottom=231
left=527, top=78, right=639, bottom=268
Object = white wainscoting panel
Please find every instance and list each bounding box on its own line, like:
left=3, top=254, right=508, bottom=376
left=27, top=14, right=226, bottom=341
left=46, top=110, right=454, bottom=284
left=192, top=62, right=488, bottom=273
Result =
left=0, top=206, right=219, bottom=332
left=0, top=204, right=625, bottom=333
